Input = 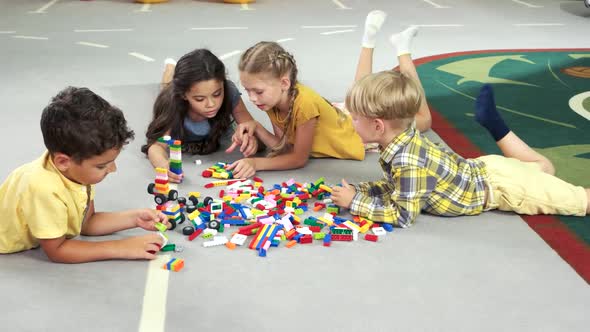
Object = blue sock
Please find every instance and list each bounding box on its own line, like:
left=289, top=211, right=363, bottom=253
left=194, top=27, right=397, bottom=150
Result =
left=475, top=84, right=510, bottom=141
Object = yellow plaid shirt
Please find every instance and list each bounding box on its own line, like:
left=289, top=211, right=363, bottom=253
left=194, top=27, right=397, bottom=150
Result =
left=350, top=127, right=488, bottom=227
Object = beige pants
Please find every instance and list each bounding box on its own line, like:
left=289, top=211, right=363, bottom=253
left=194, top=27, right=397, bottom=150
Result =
left=478, top=155, right=587, bottom=216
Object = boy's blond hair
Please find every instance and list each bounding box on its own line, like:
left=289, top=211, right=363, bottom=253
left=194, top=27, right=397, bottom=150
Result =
left=346, top=70, right=423, bottom=124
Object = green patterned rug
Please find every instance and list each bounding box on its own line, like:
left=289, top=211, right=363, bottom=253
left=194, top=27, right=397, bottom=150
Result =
left=415, top=49, right=590, bottom=281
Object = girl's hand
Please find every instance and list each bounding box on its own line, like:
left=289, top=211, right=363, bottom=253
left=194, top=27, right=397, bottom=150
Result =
left=167, top=169, right=183, bottom=183
left=226, top=121, right=258, bottom=157
left=135, top=209, right=170, bottom=231
left=226, top=158, right=257, bottom=179
left=118, top=233, right=163, bottom=260
left=331, top=179, right=356, bottom=209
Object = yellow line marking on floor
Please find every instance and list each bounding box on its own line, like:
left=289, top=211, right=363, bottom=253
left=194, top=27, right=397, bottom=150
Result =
left=138, top=254, right=170, bottom=332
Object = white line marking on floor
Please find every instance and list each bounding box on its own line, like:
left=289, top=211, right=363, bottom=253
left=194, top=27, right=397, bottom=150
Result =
left=77, top=41, right=109, bottom=48
left=301, top=25, right=357, bottom=29
left=240, top=3, right=254, bottom=10
left=74, top=28, right=134, bottom=32
left=0, top=31, right=16, bottom=34
left=219, top=50, right=242, bottom=60
left=138, top=255, right=170, bottom=332
left=137, top=4, right=151, bottom=12
left=514, top=23, right=564, bottom=26
left=569, top=92, right=590, bottom=121
left=320, top=29, right=355, bottom=35
left=332, top=0, right=351, bottom=10
left=129, top=52, right=155, bottom=62
left=423, top=0, right=450, bottom=8
left=12, top=35, right=48, bottom=40
left=511, top=0, right=543, bottom=8
left=411, top=24, right=464, bottom=27
left=276, top=38, right=294, bottom=43
left=190, top=27, right=248, bottom=30
left=29, top=0, right=59, bottom=14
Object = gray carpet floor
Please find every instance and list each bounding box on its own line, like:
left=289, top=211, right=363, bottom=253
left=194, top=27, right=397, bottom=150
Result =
left=1, top=1, right=589, bottom=331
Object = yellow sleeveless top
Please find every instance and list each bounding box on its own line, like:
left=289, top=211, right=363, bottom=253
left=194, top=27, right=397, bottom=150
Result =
left=267, top=84, right=365, bottom=160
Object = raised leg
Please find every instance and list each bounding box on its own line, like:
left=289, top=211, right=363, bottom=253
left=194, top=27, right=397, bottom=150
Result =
left=476, top=85, right=555, bottom=175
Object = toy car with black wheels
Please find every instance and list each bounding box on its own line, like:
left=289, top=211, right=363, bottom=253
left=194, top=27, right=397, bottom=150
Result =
left=147, top=183, right=178, bottom=205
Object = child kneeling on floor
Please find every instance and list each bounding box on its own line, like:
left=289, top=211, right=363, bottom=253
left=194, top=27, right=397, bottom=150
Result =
left=0, top=87, right=170, bottom=262
left=331, top=71, right=590, bottom=226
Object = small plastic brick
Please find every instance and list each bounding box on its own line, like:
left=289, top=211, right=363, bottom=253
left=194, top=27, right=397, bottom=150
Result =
left=364, top=234, right=379, bottom=242
left=226, top=242, right=237, bottom=250
left=195, top=159, right=202, bottom=165
left=382, top=223, right=394, bottom=232
left=162, top=258, right=184, bottom=272
left=286, top=240, right=297, bottom=248
left=230, top=233, right=248, bottom=246
left=188, top=228, right=203, bottom=241
left=161, top=244, right=176, bottom=252
left=372, top=227, right=386, bottom=236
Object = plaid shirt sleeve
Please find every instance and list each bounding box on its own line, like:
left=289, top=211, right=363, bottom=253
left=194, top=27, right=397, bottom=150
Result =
left=349, top=166, right=436, bottom=227
left=353, top=180, right=394, bottom=195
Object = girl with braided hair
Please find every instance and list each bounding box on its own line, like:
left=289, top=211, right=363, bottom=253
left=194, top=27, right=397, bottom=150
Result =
left=227, top=41, right=364, bottom=178
left=142, top=49, right=258, bottom=182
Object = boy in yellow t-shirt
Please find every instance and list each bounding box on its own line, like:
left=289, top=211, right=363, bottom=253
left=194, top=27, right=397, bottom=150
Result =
left=0, top=87, right=170, bottom=263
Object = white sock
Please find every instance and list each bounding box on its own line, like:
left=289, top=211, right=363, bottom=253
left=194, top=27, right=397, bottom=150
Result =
left=164, top=58, right=177, bottom=66
left=389, top=26, right=419, bottom=56
left=361, top=10, right=387, bottom=49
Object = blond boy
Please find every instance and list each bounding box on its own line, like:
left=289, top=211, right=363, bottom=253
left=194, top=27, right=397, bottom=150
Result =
left=332, top=71, right=590, bottom=226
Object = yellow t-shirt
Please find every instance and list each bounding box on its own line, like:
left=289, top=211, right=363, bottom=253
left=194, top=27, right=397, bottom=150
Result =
left=267, top=84, right=365, bottom=160
left=0, top=151, right=95, bottom=253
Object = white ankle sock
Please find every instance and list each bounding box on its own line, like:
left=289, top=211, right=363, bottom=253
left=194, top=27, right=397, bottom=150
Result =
left=389, top=26, right=419, bottom=56
left=361, top=10, right=387, bottom=49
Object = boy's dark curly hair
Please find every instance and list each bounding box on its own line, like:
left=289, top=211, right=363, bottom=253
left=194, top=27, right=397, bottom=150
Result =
left=40, top=87, right=135, bottom=162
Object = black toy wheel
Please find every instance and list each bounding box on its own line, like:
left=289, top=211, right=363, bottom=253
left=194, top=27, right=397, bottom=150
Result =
left=168, top=190, right=178, bottom=201
left=182, top=226, right=195, bottom=235
left=177, top=197, right=186, bottom=205
left=147, top=183, right=155, bottom=194
left=189, top=195, right=199, bottom=206
left=203, top=196, right=213, bottom=206
left=186, top=205, right=197, bottom=213
left=178, top=214, right=186, bottom=224
left=168, top=220, right=177, bottom=231
left=154, top=194, right=167, bottom=205
left=208, top=220, right=220, bottom=230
